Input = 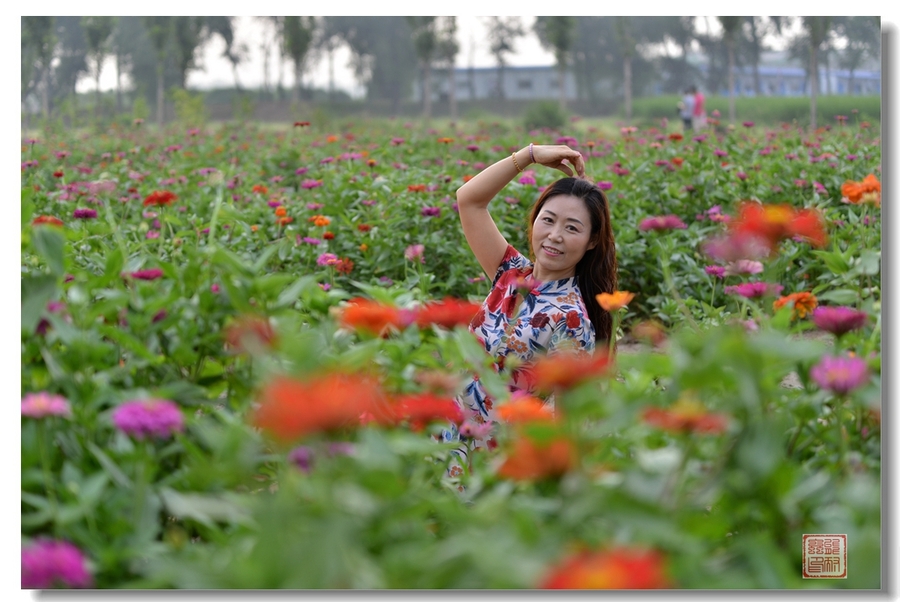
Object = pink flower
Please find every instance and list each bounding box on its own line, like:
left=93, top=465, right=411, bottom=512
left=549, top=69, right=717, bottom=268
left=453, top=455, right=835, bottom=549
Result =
left=639, top=215, right=687, bottom=231
left=724, top=260, right=764, bottom=276
left=459, top=420, right=494, bottom=440
left=316, top=253, right=339, bottom=267
left=128, top=268, right=164, bottom=280
left=211, top=284, right=220, bottom=293
left=421, top=206, right=441, bottom=217
left=21, top=392, right=72, bottom=419
left=742, top=121, right=755, bottom=128
left=810, top=355, right=869, bottom=395
left=405, top=244, right=425, bottom=263
left=73, top=208, right=97, bottom=219
left=811, top=306, right=869, bottom=336
left=704, top=265, right=726, bottom=279
left=301, top=179, right=322, bottom=189
left=724, top=282, right=783, bottom=298
left=596, top=181, right=613, bottom=191
left=111, top=399, right=184, bottom=440
left=702, top=232, right=770, bottom=262
left=22, top=539, right=92, bottom=588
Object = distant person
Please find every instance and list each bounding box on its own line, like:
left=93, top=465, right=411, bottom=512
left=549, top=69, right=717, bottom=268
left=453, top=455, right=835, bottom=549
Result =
left=691, top=85, right=707, bottom=131
left=678, top=87, right=695, bottom=132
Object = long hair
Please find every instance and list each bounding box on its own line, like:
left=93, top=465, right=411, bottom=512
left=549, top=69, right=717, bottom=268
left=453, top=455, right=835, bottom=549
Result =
left=526, top=177, right=618, bottom=347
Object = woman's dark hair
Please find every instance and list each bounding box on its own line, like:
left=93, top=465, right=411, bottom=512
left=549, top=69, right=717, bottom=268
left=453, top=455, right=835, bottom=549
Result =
left=526, top=177, right=618, bottom=348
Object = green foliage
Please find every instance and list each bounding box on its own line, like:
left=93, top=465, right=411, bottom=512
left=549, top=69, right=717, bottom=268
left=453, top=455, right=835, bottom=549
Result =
left=523, top=100, right=568, bottom=131
left=169, top=88, right=208, bottom=127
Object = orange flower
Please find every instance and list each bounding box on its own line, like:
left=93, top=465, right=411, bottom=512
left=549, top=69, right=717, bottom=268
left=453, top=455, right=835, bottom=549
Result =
left=670, top=156, right=683, bottom=167
left=308, top=215, right=331, bottom=227
left=252, top=373, right=384, bottom=442
left=274, top=206, right=287, bottom=217
left=773, top=291, right=818, bottom=319
left=496, top=395, right=554, bottom=423
left=641, top=395, right=728, bottom=435
left=223, top=315, right=277, bottom=352
left=374, top=393, right=464, bottom=431
left=528, top=351, right=611, bottom=392
left=462, top=174, right=474, bottom=183
left=143, top=190, right=177, bottom=207
left=251, top=225, right=259, bottom=232
left=252, top=184, right=269, bottom=194
left=359, top=243, right=368, bottom=252
left=277, top=216, right=293, bottom=226
left=407, top=184, right=427, bottom=192
left=668, top=132, right=683, bottom=141
left=325, top=134, right=339, bottom=143
left=32, top=215, right=64, bottom=227
left=336, top=298, right=403, bottom=336
left=437, top=137, right=454, bottom=144
left=596, top=291, right=635, bottom=312
left=334, top=257, right=354, bottom=275
left=497, top=432, right=576, bottom=481
left=413, top=298, right=482, bottom=329
left=540, top=547, right=673, bottom=589
left=841, top=173, right=881, bottom=207
left=729, top=202, right=828, bottom=250
left=366, top=158, right=377, bottom=167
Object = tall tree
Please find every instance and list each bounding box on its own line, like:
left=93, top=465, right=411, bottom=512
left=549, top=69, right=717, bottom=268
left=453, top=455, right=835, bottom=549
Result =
left=311, top=18, right=344, bottom=101
left=742, top=16, right=772, bottom=96
left=436, top=16, right=460, bottom=119
left=81, top=16, right=116, bottom=117
left=171, top=16, right=209, bottom=89
left=614, top=17, right=635, bottom=123
left=207, top=16, right=246, bottom=91
left=21, top=16, right=56, bottom=118
left=534, top=16, right=576, bottom=110
left=833, top=16, right=880, bottom=94
left=282, top=16, right=317, bottom=102
left=406, top=17, right=438, bottom=118
left=802, top=16, right=832, bottom=130
left=483, top=17, right=525, bottom=99
left=142, top=16, right=173, bottom=126
left=718, top=16, right=741, bottom=123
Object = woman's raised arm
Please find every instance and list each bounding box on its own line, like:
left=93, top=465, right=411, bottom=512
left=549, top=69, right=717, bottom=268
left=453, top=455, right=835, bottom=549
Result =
left=456, top=144, right=586, bottom=278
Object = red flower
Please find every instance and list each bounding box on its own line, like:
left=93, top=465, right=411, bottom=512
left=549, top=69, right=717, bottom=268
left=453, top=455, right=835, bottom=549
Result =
left=127, top=268, right=164, bottom=280
left=337, top=298, right=403, bottom=336
left=407, top=184, right=427, bottom=192
left=495, top=395, right=554, bottom=423
left=52, top=170, right=64, bottom=178
left=224, top=315, right=277, bottom=352
left=641, top=396, right=728, bottom=435
left=334, top=257, right=354, bottom=275
left=497, top=432, right=576, bottom=481
left=252, top=184, right=269, bottom=194
left=729, top=202, right=828, bottom=251
left=540, top=547, right=673, bottom=589
left=565, top=310, right=581, bottom=329
left=531, top=312, right=550, bottom=329
left=252, top=373, right=384, bottom=441
left=32, top=215, right=64, bottom=227
left=143, top=190, right=177, bottom=207
left=530, top=351, right=611, bottom=392
left=323, top=231, right=335, bottom=240
left=293, top=121, right=310, bottom=127
left=375, top=393, right=464, bottom=431
left=414, top=298, right=482, bottom=329
left=357, top=223, right=372, bottom=232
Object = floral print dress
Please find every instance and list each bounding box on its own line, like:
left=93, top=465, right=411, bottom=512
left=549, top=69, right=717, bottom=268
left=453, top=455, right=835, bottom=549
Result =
left=440, top=244, right=595, bottom=459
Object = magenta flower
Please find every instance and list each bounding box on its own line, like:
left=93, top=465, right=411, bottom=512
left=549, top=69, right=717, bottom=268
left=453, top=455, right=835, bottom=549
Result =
left=724, top=259, right=764, bottom=276
left=300, top=179, right=322, bottom=189
left=459, top=420, right=494, bottom=440
left=111, top=399, right=184, bottom=440
left=704, top=265, right=726, bottom=279
left=21, top=392, right=72, bottom=419
left=391, top=137, right=405, bottom=145
left=404, top=244, right=425, bottom=263
left=596, top=181, right=613, bottom=191
left=300, top=236, right=321, bottom=246
left=810, top=355, right=869, bottom=395
left=421, top=206, right=441, bottom=217
left=306, top=202, right=324, bottom=210
left=316, top=252, right=339, bottom=266
left=288, top=446, right=314, bottom=472
left=742, top=121, right=755, bottom=128
left=128, top=268, right=164, bottom=280
left=295, top=167, right=309, bottom=175
left=724, top=282, right=783, bottom=298
left=811, top=306, right=869, bottom=336
left=22, top=539, right=92, bottom=589
left=703, top=232, right=770, bottom=262
left=73, top=208, right=97, bottom=219
left=714, top=148, right=728, bottom=157
left=518, top=174, right=536, bottom=185
left=639, top=215, right=687, bottom=231
left=211, top=284, right=220, bottom=293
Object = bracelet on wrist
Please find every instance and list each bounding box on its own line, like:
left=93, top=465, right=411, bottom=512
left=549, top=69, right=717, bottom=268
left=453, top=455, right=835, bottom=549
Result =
left=511, top=151, right=523, bottom=172
left=529, top=143, right=535, bottom=164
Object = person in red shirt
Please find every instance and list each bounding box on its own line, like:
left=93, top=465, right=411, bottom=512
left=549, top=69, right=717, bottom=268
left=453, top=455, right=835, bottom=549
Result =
left=690, top=85, right=707, bottom=130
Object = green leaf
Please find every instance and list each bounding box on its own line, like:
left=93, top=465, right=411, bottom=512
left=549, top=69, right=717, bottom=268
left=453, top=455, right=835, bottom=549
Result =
left=31, top=226, right=66, bottom=276
left=96, top=324, right=157, bottom=362
left=275, top=275, right=317, bottom=309
left=22, top=274, right=58, bottom=332
left=816, top=289, right=859, bottom=305
left=159, top=488, right=253, bottom=528
left=812, top=249, right=850, bottom=274
left=86, top=441, right=133, bottom=489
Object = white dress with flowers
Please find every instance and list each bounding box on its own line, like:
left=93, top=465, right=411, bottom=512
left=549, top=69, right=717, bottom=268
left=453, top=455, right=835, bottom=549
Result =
left=439, top=245, right=595, bottom=461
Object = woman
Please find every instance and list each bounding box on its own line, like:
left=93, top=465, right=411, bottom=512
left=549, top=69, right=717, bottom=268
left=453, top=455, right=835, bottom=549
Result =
left=442, top=143, right=618, bottom=458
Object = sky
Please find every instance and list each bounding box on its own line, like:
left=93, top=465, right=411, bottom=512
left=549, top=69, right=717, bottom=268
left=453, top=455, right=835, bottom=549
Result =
left=76, top=15, right=805, bottom=99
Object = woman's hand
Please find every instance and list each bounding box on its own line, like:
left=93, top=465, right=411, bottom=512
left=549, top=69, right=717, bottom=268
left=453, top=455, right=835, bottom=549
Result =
left=530, top=144, right=586, bottom=179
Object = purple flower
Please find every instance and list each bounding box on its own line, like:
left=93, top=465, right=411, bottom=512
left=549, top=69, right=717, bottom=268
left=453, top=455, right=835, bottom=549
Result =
left=596, top=181, right=613, bottom=191
left=421, top=206, right=441, bottom=217
left=301, top=179, right=322, bottom=189
left=379, top=276, right=394, bottom=286
left=518, top=175, right=536, bottom=185
left=295, top=167, right=309, bottom=176
left=146, top=231, right=160, bottom=240
left=267, top=200, right=281, bottom=208
left=316, top=253, right=339, bottom=267
left=404, top=244, right=425, bottom=263
left=810, top=355, right=869, bottom=395
left=736, top=172, right=748, bottom=181
left=128, top=268, right=164, bottom=281
left=714, top=148, right=728, bottom=157
left=73, top=208, right=97, bottom=219
left=319, top=282, right=331, bottom=291
left=288, top=446, right=314, bottom=472
left=361, top=199, right=377, bottom=206
left=319, top=156, right=334, bottom=164
left=111, top=399, right=184, bottom=440
left=704, top=265, right=726, bottom=279
left=391, top=137, right=405, bottom=145
left=300, top=236, right=321, bottom=245
left=21, top=392, right=72, bottom=419
left=504, top=196, right=519, bottom=205
left=639, top=215, right=687, bottom=231
left=306, top=202, right=324, bottom=210
left=811, top=306, right=869, bottom=336
left=152, top=309, right=167, bottom=323
left=724, top=282, right=783, bottom=298
left=466, top=144, right=480, bottom=152
left=22, top=539, right=92, bottom=589
left=845, top=154, right=858, bottom=162
left=724, top=260, right=764, bottom=276
left=742, top=121, right=755, bottom=128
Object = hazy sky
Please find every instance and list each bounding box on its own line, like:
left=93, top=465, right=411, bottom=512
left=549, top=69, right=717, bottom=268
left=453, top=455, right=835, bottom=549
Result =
left=76, top=15, right=802, bottom=98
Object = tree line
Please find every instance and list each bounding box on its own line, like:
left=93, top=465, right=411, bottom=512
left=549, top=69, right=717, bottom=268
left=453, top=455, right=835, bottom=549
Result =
left=21, top=16, right=880, bottom=128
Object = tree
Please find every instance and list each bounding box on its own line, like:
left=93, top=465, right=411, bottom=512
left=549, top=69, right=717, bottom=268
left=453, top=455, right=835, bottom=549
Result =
left=801, top=16, right=832, bottom=131
left=207, top=16, right=246, bottom=92
left=311, top=17, right=344, bottom=101
left=405, top=17, right=438, bottom=118
left=742, top=17, right=773, bottom=96
left=614, top=17, right=636, bottom=122
left=833, top=16, right=881, bottom=94
left=22, top=16, right=56, bottom=118
left=534, top=16, right=576, bottom=110
left=171, top=16, right=210, bottom=89
left=718, top=16, right=741, bottom=123
left=435, top=17, right=460, bottom=119
left=81, top=16, right=116, bottom=117
left=483, top=17, right=525, bottom=99
left=142, top=16, right=173, bottom=126
left=282, top=16, right=317, bottom=102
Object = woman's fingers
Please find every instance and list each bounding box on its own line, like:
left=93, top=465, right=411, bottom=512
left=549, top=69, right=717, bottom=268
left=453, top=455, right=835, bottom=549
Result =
left=554, top=162, right=574, bottom=177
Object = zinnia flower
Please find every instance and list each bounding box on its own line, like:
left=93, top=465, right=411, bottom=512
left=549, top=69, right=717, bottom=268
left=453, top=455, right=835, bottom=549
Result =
left=22, top=539, right=93, bottom=589
left=540, top=547, right=672, bottom=589
left=336, top=297, right=404, bottom=335
left=641, top=396, right=728, bottom=435
left=497, top=431, right=576, bottom=481
left=841, top=174, right=881, bottom=207
left=32, top=215, right=64, bottom=227
left=413, top=298, right=482, bottom=329
left=773, top=292, right=818, bottom=319
left=810, top=355, right=869, bottom=395
left=301, top=179, right=322, bottom=189
left=316, top=253, right=339, bottom=267
left=811, top=306, right=869, bottom=336
left=724, top=282, right=783, bottom=298
left=73, top=208, right=97, bottom=219
left=111, top=399, right=184, bottom=440
left=252, top=373, right=385, bottom=441
left=723, top=259, right=763, bottom=276
left=527, top=351, right=611, bottom=392
left=405, top=244, right=425, bottom=263
left=143, top=190, right=177, bottom=207
left=224, top=315, right=277, bottom=352
left=639, top=215, right=687, bottom=231
left=127, top=268, right=164, bottom=281
left=704, top=265, right=726, bottom=279
left=374, top=393, right=465, bottom=431
left=728, top=202, right=828, bottom=251
left=496, top=395, right=555, bottom=423
left=21, top=392, right=72, bottom=419
left=596, top=290, right=635, bottom=312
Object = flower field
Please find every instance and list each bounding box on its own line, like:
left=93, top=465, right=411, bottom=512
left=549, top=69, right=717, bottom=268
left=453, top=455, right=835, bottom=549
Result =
left=21, top=114, right=881, bottom=589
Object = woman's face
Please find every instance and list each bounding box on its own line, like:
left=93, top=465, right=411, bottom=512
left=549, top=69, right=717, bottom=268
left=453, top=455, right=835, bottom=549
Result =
left=530, top=194, right=596, bottom=282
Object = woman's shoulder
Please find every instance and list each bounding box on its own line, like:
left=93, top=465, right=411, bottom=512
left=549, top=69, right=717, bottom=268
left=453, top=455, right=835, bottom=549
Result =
left=492, top=245, right=532, bottom=284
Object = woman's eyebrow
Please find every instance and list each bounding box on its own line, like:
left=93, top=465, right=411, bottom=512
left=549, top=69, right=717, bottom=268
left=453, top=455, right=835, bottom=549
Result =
left=542, top=210, right=585, bottom=227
